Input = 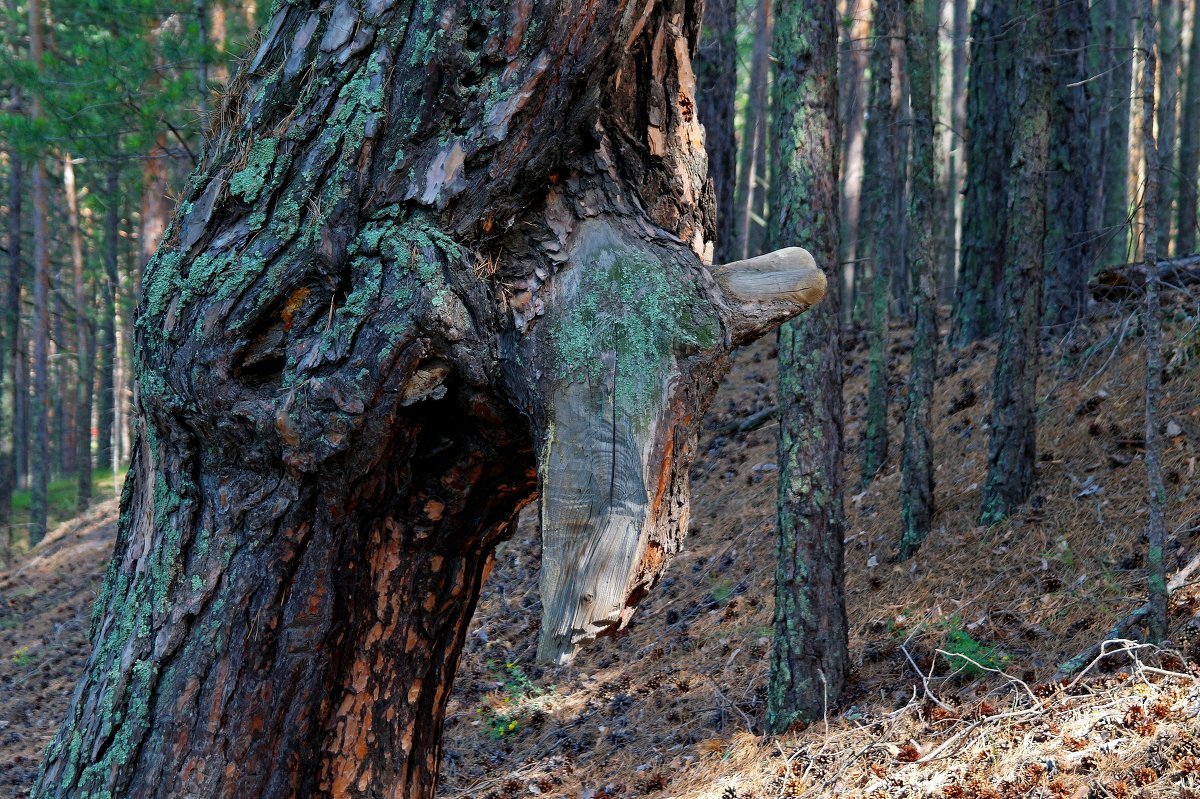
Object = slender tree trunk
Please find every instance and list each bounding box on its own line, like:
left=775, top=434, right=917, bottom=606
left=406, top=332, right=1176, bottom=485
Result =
left=749, top=90, right=771, bottom=257
left=980, top=0, right=1053, bottom=525
left=1043, top=0, right=1093, bottom=332
left=1158, top=0, right=1181, bottom=255
left=65, top=156, right=94, bottom=513
left=33, top=2, right=825, bottom=796
left=1140, top=0, right=1168, bottom=642
left=1, top=124, right=21, bottom=558
left=766, top=0, right=848, bottom=731
left=1102, top=0, right=1136, bottom=266
left=28, top=0, right=51, bottom=545
left=695, top=0, right=738, bottom=262
left=1177, top=0, right=1200, bottom=251
left=97, top=162, right=119, bottom=474
left=950, top=0, right=1010, bottom=347
left=899, top=0, right=937, bottom=559
left=860, top=0, right=901, bottom=484
left=839, top=0, right=869, bottom=318
left=735, top=0, right=771, bottom=260
left=942, top=0, right=967, bottom=304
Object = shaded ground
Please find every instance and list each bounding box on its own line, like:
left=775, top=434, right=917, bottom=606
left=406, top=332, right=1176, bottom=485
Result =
left=3, top=303, right=1200, bottom=798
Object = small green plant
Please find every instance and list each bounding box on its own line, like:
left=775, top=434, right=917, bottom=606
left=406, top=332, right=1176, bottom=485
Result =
left=940, top=617, right=1007, bottom=678
left=476, top=660, right=556, bottom=739
left=11, top=646, right=36, bottom=668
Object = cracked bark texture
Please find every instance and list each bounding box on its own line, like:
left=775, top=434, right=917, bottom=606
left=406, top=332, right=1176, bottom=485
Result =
left=980, top=0, right=1053, bottom=525
left=32, top=1, right=823, bottom=797
left=765, top=0, right=847, bottom=732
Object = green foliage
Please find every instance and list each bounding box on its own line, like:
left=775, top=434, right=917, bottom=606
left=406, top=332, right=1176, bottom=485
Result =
left=939, top=616, right=1008, bottom=678
left=475, top=660, right=556, bottom=739
left=11, top=645, right=36, bottom=667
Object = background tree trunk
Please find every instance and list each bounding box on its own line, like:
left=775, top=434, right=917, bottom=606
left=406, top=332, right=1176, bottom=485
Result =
left=860, top=0, right=902, bottom=485
left=695, top=0, right=738, bottom=262
left=1043, top=0, right=1094, bottom=332
left=941, top=0, right=967, bottom=304
left=766, top=0, right=848, bottom=732
left=1157, top=0, right=1180, bottom=256
left=28, top=0, right=51, bottom=545
left=735, top=0, right=772, bottom=260
left=1139, top=0, right=1168, bottom=643
left=980, top=0, right=1053, bottom=525
left=951, top=0, right=1010, bottom=347
left=1101, top=0, right=1136, bottom=266
left=64, top=157, right=94, bottom=513
left=33, top=1, right=823, bottom=796
left=1, top=131, right=20, bottom=558
left=97, top=162, right=120, bottom=476
left=899, top=0, right=937, bottom=559
left=1177, top=0, right=1200, bottom=251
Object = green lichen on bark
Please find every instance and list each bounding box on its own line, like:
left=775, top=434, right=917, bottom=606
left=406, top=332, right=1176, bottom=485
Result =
left=230, top=137, right=279, bottom=202
left=551, top=244, right=717, bottom=417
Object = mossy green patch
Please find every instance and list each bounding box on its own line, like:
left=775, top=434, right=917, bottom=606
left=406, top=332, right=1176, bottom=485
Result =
left=230, top=137, right=279, bottom=202
left=552, top=244, right=718, bottom=416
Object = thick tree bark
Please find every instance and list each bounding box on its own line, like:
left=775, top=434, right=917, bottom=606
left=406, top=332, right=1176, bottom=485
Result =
left=695, top=0, right=737, bottom=262
left=97, top=162, right=120, bottom=474
left=28, top=0, right=51, bottom=545
left=1043, top=0, right=1094, bottom=332
left=1139, top=0, right=1167, bottom=643
left=33, top=1, right=824, bottom=797
left=950, top=0, right=1010, bottom=348
left=899, top=0, right=937, bottom=559
left=860, top=0, right=901, bottom=485
left=1177, top=1, right=1200, bottom=252
left=766, top=0, right=847, bottom=732
left=980, top=0, right=1053, bottom=525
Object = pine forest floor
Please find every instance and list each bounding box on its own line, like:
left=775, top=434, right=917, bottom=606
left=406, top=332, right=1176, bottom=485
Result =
left=3, top=300, right=1200, bottom=799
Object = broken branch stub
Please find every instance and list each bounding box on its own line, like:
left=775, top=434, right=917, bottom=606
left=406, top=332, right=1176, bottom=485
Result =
left=532, top=237, right=825, bottom=665
left=713, top=247, right=827, bottom=345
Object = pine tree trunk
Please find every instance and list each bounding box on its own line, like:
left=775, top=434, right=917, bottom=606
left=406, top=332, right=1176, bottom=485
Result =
left=695, top=0, right=738, bottom=262
left=1101, top=0, right=1136, bottom=266
left=65, top=157, right=94, bottom=513
left=899, top=0, right=938, bottom=559
left=1157, top=0, right=1180, bottom=255
left=33, top=2, right=825, bottom=796
left=1139, top=0, right=1168, bottom=643
left=942, top=0, right=967, bottom=304
left=839, top=0, right=869, bottom=315
left=950, top=0, right=1010, bottom=347
left=766, top=0, right=848, bottom=732
left=28, top=0, right=51, bottom=545
left=97, top=162, right=120, bottom=474
left=1177, top=0, right=1200, bottom=251
left=1043, top=0, right=1093, bottom=331
left=860, top=0, right=901, bottom=484
left=980, top=0, right=1053, bottom=525
left=1, top=132, right=20, bottom=557
left=736, top=0, right=771, bottom=260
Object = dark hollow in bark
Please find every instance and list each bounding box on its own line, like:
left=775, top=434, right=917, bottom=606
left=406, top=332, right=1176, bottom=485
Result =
left=32, top=2, right=825, bottom=797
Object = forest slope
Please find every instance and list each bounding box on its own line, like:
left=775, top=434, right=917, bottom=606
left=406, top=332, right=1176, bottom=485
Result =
left=2, top=304, right=1200, bottom=799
